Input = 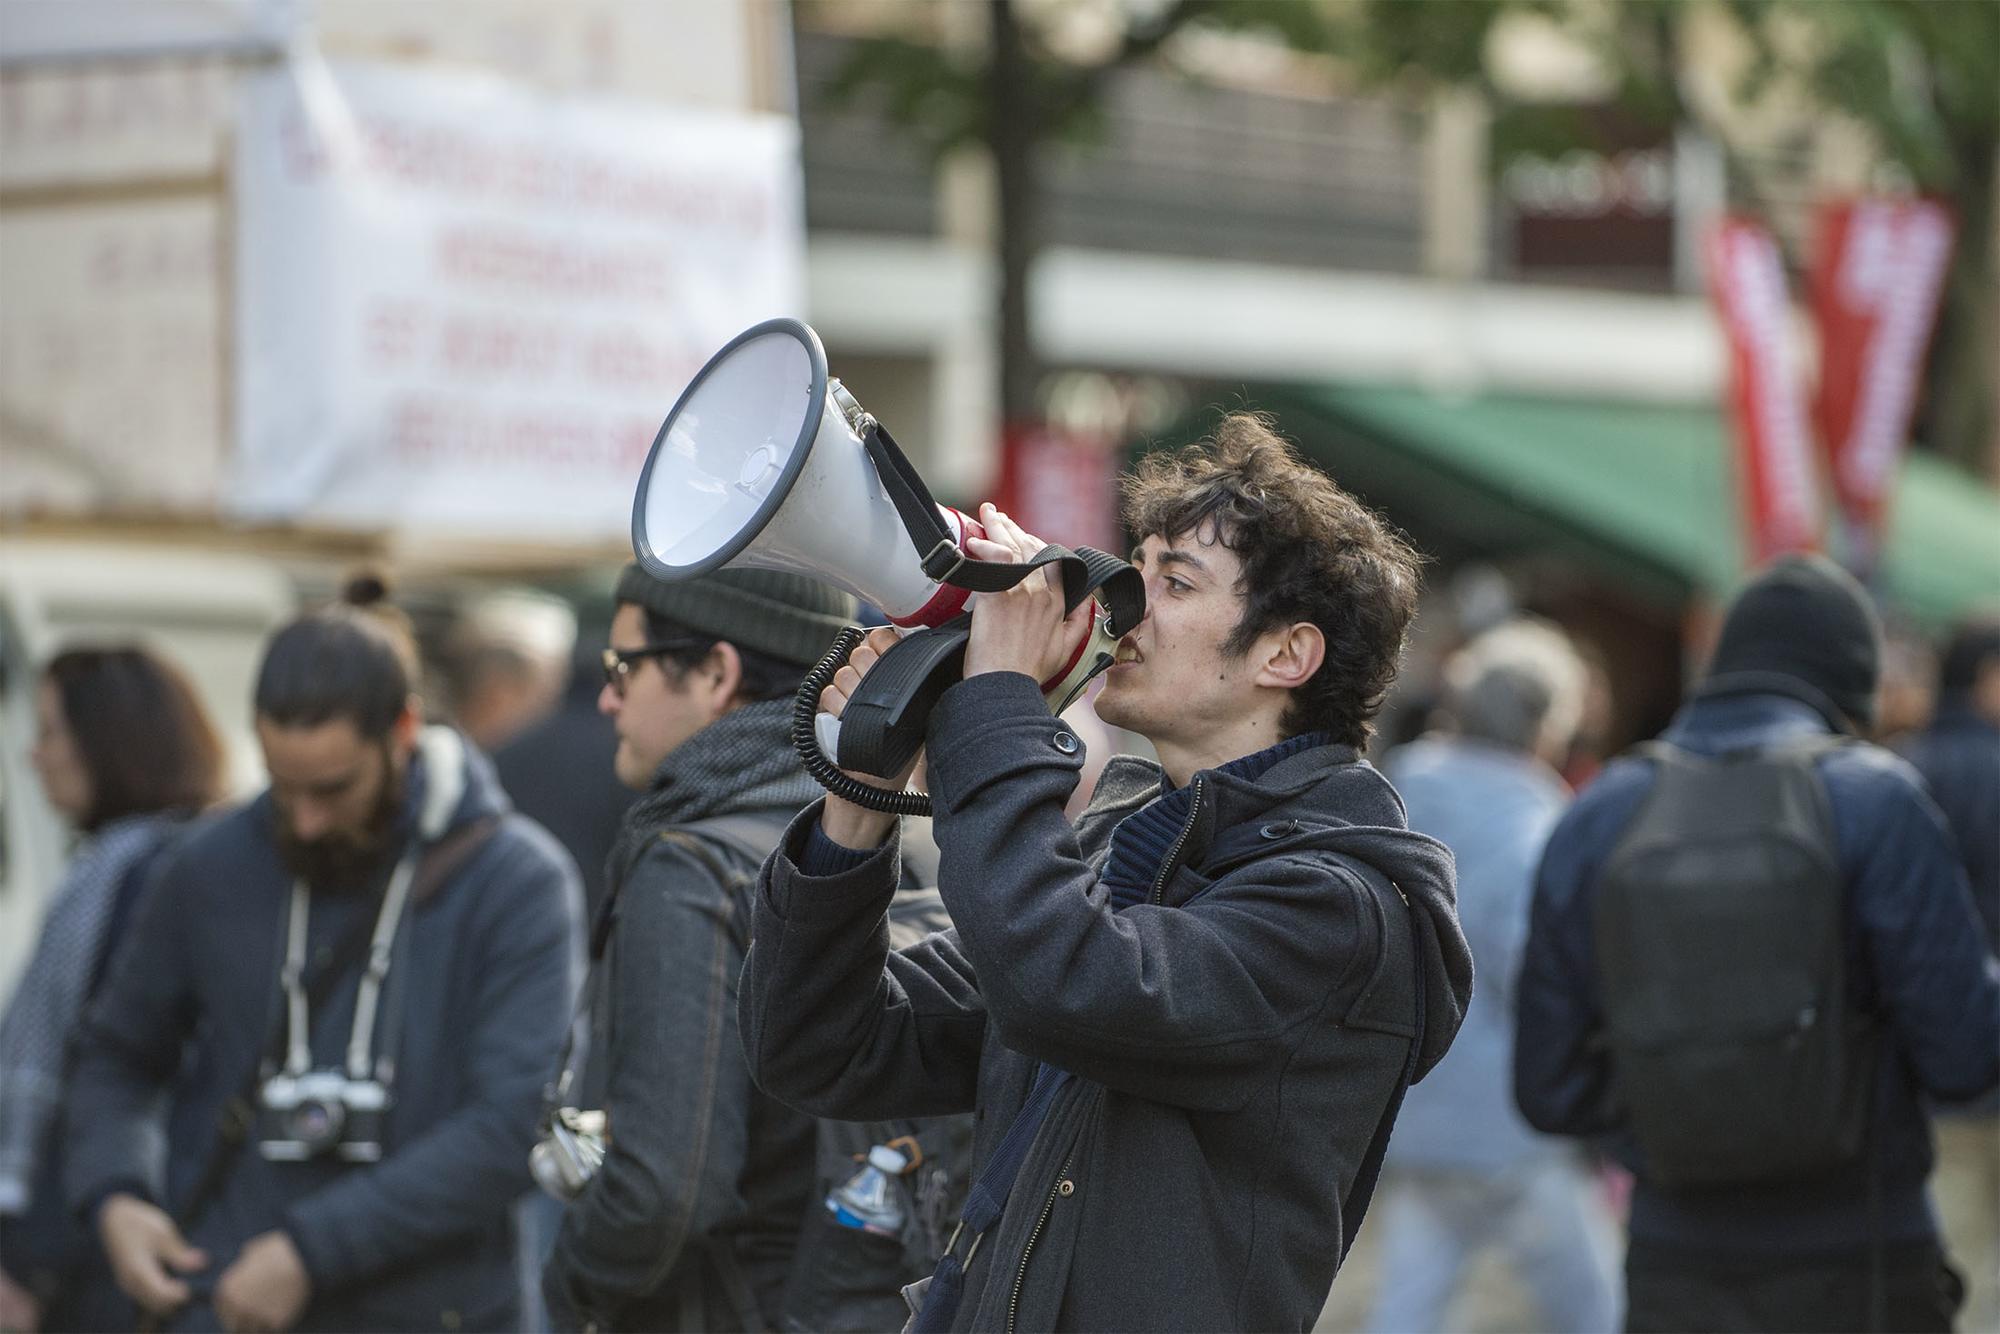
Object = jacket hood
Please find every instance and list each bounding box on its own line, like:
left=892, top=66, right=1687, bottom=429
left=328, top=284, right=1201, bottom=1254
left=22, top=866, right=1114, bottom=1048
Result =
left=411, top=725, right=510, bottom=840
left=1090, top=746, right=1473, bottom=1079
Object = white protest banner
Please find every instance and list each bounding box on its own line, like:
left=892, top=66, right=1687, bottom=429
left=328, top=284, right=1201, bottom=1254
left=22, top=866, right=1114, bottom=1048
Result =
left=231, top=58, right=804, bottom=537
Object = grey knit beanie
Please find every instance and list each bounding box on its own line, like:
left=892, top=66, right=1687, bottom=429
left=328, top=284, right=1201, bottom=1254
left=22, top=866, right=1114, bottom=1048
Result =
left=615, top=563, right=856, bottom=668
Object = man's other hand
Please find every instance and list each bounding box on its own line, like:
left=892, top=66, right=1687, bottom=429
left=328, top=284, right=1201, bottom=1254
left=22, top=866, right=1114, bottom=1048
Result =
left=98, top=1193, right=207, bottom=1318
left=818, top=624, right=922, bottom=848
left=214, top=1230, right=311, bottom=1334
left=963, top=504, right=1093, bottom=685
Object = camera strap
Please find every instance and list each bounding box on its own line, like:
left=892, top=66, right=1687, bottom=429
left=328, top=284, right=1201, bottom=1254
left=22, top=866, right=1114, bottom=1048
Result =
left=276, top=854, right=418, bottom=1082
left=177, top=816, right=498, bottom=1232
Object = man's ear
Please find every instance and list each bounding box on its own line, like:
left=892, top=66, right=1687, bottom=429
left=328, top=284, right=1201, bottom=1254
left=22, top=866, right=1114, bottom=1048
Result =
left=1256, top=622, right=1325, bottom=692
left=392, top=696, right=423, bottom=750
left=702, top=642, right=746, bottom=715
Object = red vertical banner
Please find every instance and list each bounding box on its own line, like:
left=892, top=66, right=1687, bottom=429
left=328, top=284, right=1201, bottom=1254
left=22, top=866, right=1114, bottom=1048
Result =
left=1705, top=218, right=1823, bottom=565
left=993, top=421, right=1123, bottom=555
left=1810, top=198, right=1955, bottom=567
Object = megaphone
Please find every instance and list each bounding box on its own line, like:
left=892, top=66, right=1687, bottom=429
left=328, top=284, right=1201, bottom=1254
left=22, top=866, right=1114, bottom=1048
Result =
left=630, top=318, right=1144, bottom=813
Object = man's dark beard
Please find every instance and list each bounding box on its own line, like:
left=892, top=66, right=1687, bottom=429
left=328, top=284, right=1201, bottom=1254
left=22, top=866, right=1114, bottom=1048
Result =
left=276, top=755, right=409, bottom=893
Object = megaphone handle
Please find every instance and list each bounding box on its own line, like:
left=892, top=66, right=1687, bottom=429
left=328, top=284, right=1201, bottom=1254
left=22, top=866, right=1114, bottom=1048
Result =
left=792, top=627, right=934, bottom=817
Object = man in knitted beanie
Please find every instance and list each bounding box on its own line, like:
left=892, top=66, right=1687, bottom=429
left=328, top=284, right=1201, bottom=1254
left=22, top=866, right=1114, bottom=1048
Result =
left=542, top=565, right=966, bottom=1332
left=542, top=564, right=846, bottom=1331
left=1518, top=553, right=1998, bottom=1331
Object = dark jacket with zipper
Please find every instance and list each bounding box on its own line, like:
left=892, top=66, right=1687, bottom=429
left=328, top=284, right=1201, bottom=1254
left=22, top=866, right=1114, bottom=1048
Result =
left=65, top=731, right=584, bottom=1333
left=544, top=797, right=956, bottom=1333
left=740, top=673, right=1472, bottom=1333
left=542, top=806, right=816, bottom=1333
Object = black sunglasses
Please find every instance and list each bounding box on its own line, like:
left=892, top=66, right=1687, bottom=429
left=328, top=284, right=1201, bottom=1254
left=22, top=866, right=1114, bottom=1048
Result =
left=600, top=639, right=712, bottom=696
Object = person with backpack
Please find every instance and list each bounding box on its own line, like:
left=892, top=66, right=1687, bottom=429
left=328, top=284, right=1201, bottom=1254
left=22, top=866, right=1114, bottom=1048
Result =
left=64, top=577, right=584, bottom=1333
left=0, top=647, right=224, bottom=1333
left=540, top=565, right=967, bottom=1332
left=741, top=418, right=1473, bottom=1332
left=1516, top=554, right=2000, bottom=1332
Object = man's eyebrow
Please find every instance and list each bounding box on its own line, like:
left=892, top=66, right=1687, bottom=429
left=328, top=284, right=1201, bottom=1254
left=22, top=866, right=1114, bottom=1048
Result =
left=1153, top=548, right=1211, bottom=576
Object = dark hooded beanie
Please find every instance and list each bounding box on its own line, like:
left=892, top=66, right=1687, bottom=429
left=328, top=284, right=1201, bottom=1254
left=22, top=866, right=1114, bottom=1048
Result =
left=1696, top=552, right=1883, bottom=732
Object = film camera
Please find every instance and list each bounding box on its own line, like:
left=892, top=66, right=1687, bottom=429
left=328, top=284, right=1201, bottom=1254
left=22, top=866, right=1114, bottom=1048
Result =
left=257, top=1070, right=390, bottom=1163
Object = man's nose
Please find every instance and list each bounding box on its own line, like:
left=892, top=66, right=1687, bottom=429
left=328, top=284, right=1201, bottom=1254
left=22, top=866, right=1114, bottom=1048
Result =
left=598, top=682, right=621, bottom=718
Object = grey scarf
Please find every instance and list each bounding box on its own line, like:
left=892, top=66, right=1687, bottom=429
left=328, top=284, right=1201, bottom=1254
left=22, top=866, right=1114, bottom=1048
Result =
left=606, top=698, right=820, bottom=888
left=0, top=814, right=175, bottom=1215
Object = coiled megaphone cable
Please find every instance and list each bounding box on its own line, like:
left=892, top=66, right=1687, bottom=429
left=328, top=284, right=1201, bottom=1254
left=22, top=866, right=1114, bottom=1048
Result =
left=792, top=627, right=938, bottom=817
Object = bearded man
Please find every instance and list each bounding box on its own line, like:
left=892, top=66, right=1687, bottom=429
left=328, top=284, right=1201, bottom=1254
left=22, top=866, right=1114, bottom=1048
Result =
left=66, top=576, right=582, bottom=1333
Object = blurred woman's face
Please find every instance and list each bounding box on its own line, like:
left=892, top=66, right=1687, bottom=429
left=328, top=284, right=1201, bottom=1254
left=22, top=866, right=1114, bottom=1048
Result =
left=32, top=679, right=93, bottom=824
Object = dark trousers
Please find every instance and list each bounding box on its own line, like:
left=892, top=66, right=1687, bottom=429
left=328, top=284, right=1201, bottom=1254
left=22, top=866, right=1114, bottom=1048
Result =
left=1625, top=1237, right=1965, bottom=1333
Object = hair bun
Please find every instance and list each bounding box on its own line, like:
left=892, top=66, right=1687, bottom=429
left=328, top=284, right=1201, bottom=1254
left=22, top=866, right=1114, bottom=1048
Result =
left=340, top=568, right=394, bottom=608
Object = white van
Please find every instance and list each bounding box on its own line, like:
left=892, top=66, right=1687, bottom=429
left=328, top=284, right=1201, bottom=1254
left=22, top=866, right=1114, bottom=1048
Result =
left=0, top=537, right=296, bottom=998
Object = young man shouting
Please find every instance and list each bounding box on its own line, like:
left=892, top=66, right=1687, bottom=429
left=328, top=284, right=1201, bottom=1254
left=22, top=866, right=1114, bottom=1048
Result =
left=739, top=414, right=1472, bottom=1332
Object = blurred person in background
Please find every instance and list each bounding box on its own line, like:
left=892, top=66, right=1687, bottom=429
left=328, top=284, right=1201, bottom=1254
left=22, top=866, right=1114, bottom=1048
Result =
left=0, top=648, right=224, bottom=1333
left=1518, top=555, right=1999, bottom=1332
left=64, top=574, right=582, bottom=1334
left=541, top=564, right=966, bottom=1332
left=1898, top=613, right=2000, bottom=1333
left=1875, top=624, right=1941, bottom=753
left=494, top=627, right=637, bottom=925
left=1365, top=618, right=1619, bottom=1334
left=446, top=591, right=575, bottom=755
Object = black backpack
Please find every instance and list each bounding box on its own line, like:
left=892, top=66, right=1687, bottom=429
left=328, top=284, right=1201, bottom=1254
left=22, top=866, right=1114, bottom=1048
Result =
left=1593, top=737, right=1876, bottom=1192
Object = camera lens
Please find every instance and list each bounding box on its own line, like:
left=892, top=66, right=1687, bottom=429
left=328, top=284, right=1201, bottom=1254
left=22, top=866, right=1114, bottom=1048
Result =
left=286, top=1098, right=347, bottom=1153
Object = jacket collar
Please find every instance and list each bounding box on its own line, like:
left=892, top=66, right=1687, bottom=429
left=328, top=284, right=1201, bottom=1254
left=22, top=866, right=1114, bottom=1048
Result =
left=1662, top=692, right=1832, bottom=756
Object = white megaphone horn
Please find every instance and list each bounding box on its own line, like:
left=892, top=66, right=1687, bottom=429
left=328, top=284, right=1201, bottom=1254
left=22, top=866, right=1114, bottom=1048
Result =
left=629, top=318, right=1144, bottom=813
left=631, top=318, right=979, bottom=629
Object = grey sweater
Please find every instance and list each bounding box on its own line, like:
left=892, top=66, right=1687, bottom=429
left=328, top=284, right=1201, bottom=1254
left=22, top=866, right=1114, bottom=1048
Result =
left=741, top=673, right=1471, bottom=1332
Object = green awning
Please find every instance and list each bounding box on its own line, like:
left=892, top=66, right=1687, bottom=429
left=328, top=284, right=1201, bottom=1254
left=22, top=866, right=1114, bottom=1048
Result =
left=1196, top=383, right=2000, bottom=628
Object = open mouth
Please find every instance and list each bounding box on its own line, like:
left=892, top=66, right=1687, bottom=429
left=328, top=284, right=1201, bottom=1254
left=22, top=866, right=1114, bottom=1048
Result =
left=1113, top=643, right=1142, bottom=666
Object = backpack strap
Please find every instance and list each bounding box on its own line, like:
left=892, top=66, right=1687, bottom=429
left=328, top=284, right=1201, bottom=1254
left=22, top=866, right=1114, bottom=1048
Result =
left=632, top=813, right=789, bottom=1333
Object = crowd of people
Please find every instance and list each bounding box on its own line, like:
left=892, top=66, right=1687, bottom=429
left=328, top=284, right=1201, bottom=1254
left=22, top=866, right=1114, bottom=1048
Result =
left=0, top=414, right=1993, bottom=1334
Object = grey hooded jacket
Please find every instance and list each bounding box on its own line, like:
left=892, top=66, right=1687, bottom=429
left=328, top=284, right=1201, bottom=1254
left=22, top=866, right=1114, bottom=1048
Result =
left=741, top=673, right=1471, bottom=1333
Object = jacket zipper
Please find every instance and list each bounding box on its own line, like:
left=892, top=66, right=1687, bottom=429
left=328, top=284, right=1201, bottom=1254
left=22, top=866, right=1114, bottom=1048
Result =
left=1006, top=1146, right=1078, bottom=1334
left=1149, top=775, right=1204, bottom=906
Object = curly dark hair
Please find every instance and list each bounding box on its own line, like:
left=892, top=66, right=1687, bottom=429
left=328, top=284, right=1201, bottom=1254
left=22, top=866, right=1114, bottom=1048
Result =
left=1121, top=412, right=1422, bottom=750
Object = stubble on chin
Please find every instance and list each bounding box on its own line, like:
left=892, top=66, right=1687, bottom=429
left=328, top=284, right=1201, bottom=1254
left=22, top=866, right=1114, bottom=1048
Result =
left=1092, top=679, right=1141, bottom=734
left=611, top=742, right=651, bottom=792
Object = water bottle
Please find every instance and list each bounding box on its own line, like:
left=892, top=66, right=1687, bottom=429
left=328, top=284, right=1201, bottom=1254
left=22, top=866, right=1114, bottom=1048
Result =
left=825, top=1142, right=909, bottom=1237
